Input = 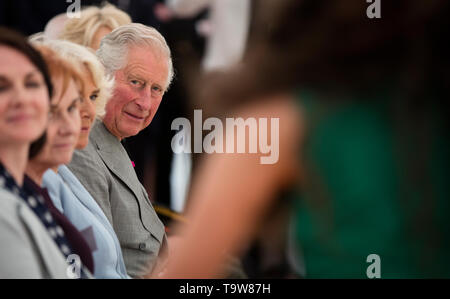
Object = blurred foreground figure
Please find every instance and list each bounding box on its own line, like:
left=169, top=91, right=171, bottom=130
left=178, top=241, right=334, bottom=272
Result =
left=161, top=0, right=450, bottom=278
left=0, top=28, right=70, bottom=278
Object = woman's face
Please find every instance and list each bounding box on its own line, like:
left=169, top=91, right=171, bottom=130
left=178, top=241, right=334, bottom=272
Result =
left=0, top=46, right=49, bottom=147
left=33, top=76, right=81, bottom=168
left=77, top=68, right=98, bottom=149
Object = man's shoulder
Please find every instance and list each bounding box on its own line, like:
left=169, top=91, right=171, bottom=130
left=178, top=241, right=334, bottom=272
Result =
left=89, top=118, right=118, bottom=149
left=68, top=138, right=109, bottom=185
left=68, top=135, right=111, bottom=188
left=71, top=121, right=108, bottom=164
left=71, top=142, right=100, bottom=167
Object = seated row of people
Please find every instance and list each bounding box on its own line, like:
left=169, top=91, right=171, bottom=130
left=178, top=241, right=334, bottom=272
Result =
left=0, top=16, right=173, bottom=277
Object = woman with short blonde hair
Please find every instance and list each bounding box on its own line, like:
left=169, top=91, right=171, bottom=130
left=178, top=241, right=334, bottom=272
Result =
left=59, top=4, right=131, bottom=50
left=37, top=39, right=114, bottom=119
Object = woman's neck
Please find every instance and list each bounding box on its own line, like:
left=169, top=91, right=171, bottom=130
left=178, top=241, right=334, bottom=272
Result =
left=25, top=162, right=59, bottom=186
left=0, top=144, right=29, bottom=186
left=25, top=162, right=50, bottom=186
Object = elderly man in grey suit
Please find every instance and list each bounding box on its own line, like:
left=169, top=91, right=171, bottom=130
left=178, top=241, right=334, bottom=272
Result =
left=68, top=23, right=174, bottom=278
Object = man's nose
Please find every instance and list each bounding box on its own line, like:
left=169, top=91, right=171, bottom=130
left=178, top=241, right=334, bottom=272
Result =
left=134, top=87, right=152, bottom=111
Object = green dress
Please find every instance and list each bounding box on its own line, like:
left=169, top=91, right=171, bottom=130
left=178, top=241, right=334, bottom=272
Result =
left=288, top=90, right=450, bottom=278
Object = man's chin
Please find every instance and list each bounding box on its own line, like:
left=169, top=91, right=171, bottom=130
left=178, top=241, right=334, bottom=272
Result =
left=120, top=126, right=142, bottom=138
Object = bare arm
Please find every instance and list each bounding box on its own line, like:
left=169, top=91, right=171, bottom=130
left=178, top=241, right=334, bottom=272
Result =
left=158, top=95, right=303, bottom=278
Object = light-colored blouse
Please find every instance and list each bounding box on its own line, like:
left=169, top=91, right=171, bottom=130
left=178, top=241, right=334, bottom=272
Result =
left=42, top=165, right=129, bottom=279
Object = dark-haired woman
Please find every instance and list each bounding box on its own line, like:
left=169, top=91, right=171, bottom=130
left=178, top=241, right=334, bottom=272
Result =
left=161, top=0, right=450, bottom=278
left=0, top=27, right=69, bottom=278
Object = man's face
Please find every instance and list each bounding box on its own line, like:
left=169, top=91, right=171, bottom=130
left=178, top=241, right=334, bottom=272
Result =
left=103, top=45, right=168, bottom=140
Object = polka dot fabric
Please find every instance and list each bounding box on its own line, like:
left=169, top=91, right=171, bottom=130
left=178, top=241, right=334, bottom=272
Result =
left=0, top=163, right=89, bottom=278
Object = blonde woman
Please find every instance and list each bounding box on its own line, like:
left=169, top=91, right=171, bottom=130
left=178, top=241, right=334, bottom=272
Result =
left=29, top=39, right=129, bottom=278
left=59, top=3, right=131, bottom=50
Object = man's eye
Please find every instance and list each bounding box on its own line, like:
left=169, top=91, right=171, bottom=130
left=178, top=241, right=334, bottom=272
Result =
left=130, top=80, right=142, bottom=87
left=90, top=94, right=98, bottom=101
left=152, top=86, right=163, bottom=94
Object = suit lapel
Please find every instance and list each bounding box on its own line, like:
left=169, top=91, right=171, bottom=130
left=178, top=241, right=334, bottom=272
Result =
left=96, top=149, right=144, bottom=202
left=90, top=120, right=150, bottom=226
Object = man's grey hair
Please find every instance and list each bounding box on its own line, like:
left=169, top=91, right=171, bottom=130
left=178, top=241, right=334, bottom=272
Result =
left=97, top=23, right=174, bottom=90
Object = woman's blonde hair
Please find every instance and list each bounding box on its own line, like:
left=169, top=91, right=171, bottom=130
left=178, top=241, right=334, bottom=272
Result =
left=59, top=3, right=131, bottom=48
left=31, top=38, right=113, bottom=117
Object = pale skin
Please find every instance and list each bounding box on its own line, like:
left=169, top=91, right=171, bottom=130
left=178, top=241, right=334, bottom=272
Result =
left=27, top=65, right=99, bottom=184
left=26, top=77, right=81, bottom=185
left=77, top=66, right=99, bottom=149
left=102, top=45, right=168, bottom=141
left=155, top=95, right=304, bottom=278
left=99, top=45, right=171, bottom=276
left=0, top=46, right=49, bottom=186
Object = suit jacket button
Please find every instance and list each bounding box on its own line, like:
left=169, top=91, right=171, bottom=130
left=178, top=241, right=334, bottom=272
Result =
left=139, top=243, right=146, bottom=250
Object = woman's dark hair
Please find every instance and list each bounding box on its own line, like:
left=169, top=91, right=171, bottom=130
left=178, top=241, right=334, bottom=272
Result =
left=198, top=0, right=449, bottom=112
left=0, top=27, right=53, bottom=159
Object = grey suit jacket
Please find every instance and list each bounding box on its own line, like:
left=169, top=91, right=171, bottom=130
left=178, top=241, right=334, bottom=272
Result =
left=68, top=119, right=167, bottom=278
left=0, top=188, right=69, bottom=279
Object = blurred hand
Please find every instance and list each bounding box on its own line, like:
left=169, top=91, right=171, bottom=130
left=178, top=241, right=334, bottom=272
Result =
left=149, top=235, right=184, bottom=278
